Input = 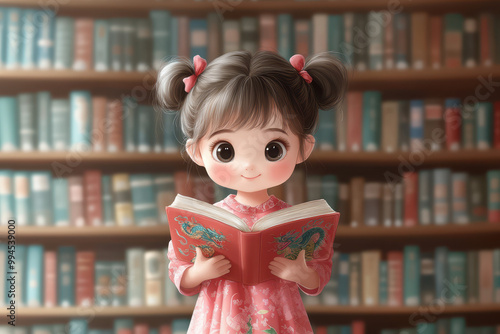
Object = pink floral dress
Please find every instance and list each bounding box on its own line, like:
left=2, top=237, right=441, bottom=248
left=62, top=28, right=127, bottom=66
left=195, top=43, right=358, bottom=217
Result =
left=167, top=194, right=333, bottom=334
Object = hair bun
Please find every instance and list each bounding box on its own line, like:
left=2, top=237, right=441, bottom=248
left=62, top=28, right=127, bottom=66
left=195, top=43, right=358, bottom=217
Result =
left=155, top=57, right=195, bottom=111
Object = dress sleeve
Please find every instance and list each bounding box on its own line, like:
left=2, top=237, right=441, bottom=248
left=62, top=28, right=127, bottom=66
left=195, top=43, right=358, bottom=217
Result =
left=297, top=247, right=334, bottom=296
left=167, top=240, right=201, bottom=296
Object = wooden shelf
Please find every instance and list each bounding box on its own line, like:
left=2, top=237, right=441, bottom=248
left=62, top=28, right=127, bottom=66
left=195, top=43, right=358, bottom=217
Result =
left=0, top=225, right=169, bottom=238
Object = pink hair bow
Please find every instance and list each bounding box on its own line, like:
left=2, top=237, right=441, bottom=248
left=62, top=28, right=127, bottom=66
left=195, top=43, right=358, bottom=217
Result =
left=183, top=55, right=207, bottom=93
left=289, top=54, right=312, bottom=83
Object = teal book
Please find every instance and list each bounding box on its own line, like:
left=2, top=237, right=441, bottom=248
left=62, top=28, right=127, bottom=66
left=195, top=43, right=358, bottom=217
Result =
left=409, top=100, right=424, bottom=151
left=368, top=11, right=384, bottom=70
left=101, top=175, right=115, bottom=226
left=68, top=319, right=87, bottom=334
left=339, top=326, right=351, bottom=334
left=449, top=317, right=466, bottom=334
left=135, top=18, right=152, bottom=72
left=362, top=91, right=382, bottom=151
left=328, top=15, right=345, bottom=63
left=0, top=170, right=14, bottom=223
left=35, top=9, right=55, bottom=69
left=172, top=319, right=190, bottom=334
left=30, top=171, right=53, bottom=226
left=487, top=170, right=500, bottom=223
left=379, top=260, right=388, bottom=305
left=162, top=110, right=180, bottom=152
left=13, top=172, right=30, bottom=226
left=322, top=251, right=340, bottom=305
left=338, top=253, right=350, bottom=305
left=479, top=327, right=496, bottom=334
left=109, top=18, right=123, bottom=71
left=14, top=245, right=26, bottom=306
left=94, top=19, right=110, bottom=71
left=95, top=261, right=112, bottom=306
left=51, top=98, right=70, bottom=151
left=189, top=19, right=208, bottom=59
left=111, top=261, right=127, bottom=306
left=403, top=245, right=420, bottom=306
left=452, top=172, right=469, bottom=224
left=114, top=319, right=133, bottom=334
left=417, top=324, right=436, bottom=334
left=170, top=16, right=178, bottom=57
left=321, top=174, right=338, bottom=210
left=277, top=14, right=294, bottom=60
left=126, top=248, right=145, bottom=306
left=394, top=13, right=410, bottom=69
left=122, top=18, right=136, bottom=72
left=58, top=246, right=75, bottom=306
left=316, top=109, right=336, bottom=150
left=20, top=9, right=37, bottom=69
left=137, top=105, right=154, bottom=152
left=150, top=10, right=171, bottom=70
left=0, top=97, right=19, bottom=151
left=17, top=93, right=37, bottom=151
left=37, top=91, right=52, bottom=151
left=54, top=17, right=75, bottom=70
left=130, top=174, right=157, bottom=226
left=0, top=8, right=5, bottom=67
left=52, top=177, right=70, bottom=226
left=475, top=102, right=493, bottom=149
left=434, top=246, right=448, bottom=302
left=432, top=168, right=451, bottom=225
left=447, top=251, right=467, bottom=304
left=493, top=249, right=500, bottom=302
left=240, top=16, right=258, bottom=54
left=122, top=97, right=137, bottom=152
left=70, top=91, right=93, bottom=151
left=418, top=169, right=433, bottom=225
left=5, top=8, right=22, bottom=69
left=25, top=245, right=43, bottom=306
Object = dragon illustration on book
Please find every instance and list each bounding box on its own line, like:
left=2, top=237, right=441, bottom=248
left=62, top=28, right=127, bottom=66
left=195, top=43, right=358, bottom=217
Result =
left=273, top=225, right=326, bottom=260
left=174, top=215, right=226, bottom=261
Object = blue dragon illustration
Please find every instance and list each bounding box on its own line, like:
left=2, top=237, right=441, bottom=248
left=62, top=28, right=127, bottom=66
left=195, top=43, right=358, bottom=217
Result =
left=175, top=215, right=226, bottom=261
left=273, top=227, right=326, bottom=260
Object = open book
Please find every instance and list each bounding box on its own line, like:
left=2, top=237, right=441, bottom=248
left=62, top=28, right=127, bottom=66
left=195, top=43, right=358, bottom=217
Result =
left=166, top=194, right=340, bottom=285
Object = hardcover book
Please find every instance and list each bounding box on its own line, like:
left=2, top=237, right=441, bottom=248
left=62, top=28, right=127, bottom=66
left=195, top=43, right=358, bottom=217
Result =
left=166, top=194, right=339, bottom=286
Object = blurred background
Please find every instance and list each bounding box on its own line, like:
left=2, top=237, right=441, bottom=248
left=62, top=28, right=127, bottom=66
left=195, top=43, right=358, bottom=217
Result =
left=0, top=0, right=500, bottom=333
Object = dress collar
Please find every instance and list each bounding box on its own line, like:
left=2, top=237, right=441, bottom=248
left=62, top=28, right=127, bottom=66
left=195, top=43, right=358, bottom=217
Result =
left=225, top=194, right=280, bottom=213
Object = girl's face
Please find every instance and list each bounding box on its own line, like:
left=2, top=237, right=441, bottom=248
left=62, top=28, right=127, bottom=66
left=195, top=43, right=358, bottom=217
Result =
left=187, top=114, right=314, bottom=193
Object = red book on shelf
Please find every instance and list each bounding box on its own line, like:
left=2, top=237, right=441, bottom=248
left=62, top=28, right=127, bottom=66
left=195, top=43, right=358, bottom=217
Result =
left=352, top=321, right=365, bottom=334
left=259, top=14, right=277, bottom=52
left=387, top=251, right=403, bottom=306
left=133, top=324, right=149, bottom=334
left=44, top=251, right=57, bottom=307
left=84, top=170, right=103, bottom=226
left=480, top=14, right=494, bottom=67
left=315, top=326, right=327, bottom=334
left=167, top=194, right=339, bottom=285
left=429, top=16, right=442, bottom=69
left=73, top=18, right=94, bottom=71
left=347, top=91, right=363, bottom=152
left=494, top=101, right=500, bottom=149
left=76, top=251, right=95, bottom=307
left=92, top=96, right=107, bottom=152
left=107, top=99, right=124, bottom=152
left=69, top=175, right=86, bottom=227
left=444, top=101, right=462, bottom=151
left=159, top=325, right=172, bottom=334
left=403, top=172, right=418, bottom=227
left=479, top=250, right=494, bottom=304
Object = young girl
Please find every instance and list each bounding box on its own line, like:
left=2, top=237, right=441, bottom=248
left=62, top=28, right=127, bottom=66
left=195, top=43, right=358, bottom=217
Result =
left=156, top=50, right=347, bottom=334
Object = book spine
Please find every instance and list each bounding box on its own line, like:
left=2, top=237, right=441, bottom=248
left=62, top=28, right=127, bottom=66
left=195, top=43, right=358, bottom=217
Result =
left=349, top=253, right=361, bottom=306
left=93, top=19, right=110, bottom=71
left=36, top=10, right=55, bottom=69
left=382, top=183, right=393, bottom=227
left=434, top=246, right=448, bottom=303
left=488, top=170, right=500, bottom=224
left=36, top=91, right=52, bottom=151
left=368, top=12, right=383, bottom=71
left=112, top=173, right=134, bottom=226
left=15, top=245, right=26, bottom=306
left=387, top=251, right=403, bottom=306
left=429, top=16, right=443, bottom=69
left=84, top=170, right=103, bottom=226
left=31, top=171, right=52, bottom=226
left=52, top=178, right=70, bottom=226
left=294, top=19, right=310, bottom=59
left=126, top=248, right=145, bottom=306
left=317, top=109, right=336, bottom=150
left=363, top=182, right=381, bottom=227
left=479, top=14, right=494, bottom=66
left=381, top=101, right=399, bottom=153
left=58, top=246, right=76, bottom=306
left=444, top=98, right=462, bottom=151
left=54, top=17, right=74, bottom=70
left=403, top=245, right=420, bottom=306
left=109, top=18, right=122, bottom=71
left=312, top=13, right=328, bottom=54
left=162, top=110, right=180, bottom=152
left=150, top=10, right=171, bottom=70
left=476, top=102, right=493, bottom=150
left=479, top=250, right=494, bottom=303
left=433, top=168, right=451, bottom=225
left=107, top=99, right=124, bottom=152
left=393, top=182, right=404, bottom=227
left=411, top=12, right=428, bottom=70
left=73, top=18, right=94, bottom=71
left=494, top=101, right=500, bottom=149
left=130, top=174, right=157, bottom=226
left=362, top=91, right=382, bottom=151
left=76, top=251, right=95, bottom=306
left=384, top=12, right=394, bottom=69
left=91, top=96, right=107, bottom=152
left=338, top=253, right=350, bottom=305
left=18, top=93, right=37, bottom=152
left=20, top=9, right=37, bottom=69
left=144, top=251, right=163, bottom=306
left=5, top=8, right=21, bottom=69
left=409, top=100, right=424, bottom=151
left=25, top=245, right=44, bottom=306
left=361, top=251, right=380, bottom=305
left=13, top=172, right=30, bottom=226
left=420, top=252, right=435, bottom=305
left=494, top=249, right=500, bottom=302
left=343, top=13, right=354, bottom=67
left=424, top=99, right=444, bottom=151
left=0, top=97, right=19, bottom=151
left=70, top=91, right=93, bottom=151
left=347, top=92, right=363, bottom=152
left=462, top=103, right=476, bottom=149
left=447, top=252, right=467, bottom=304
left=135, top=18, right=152, bottom=71
left=177, top=16, right=190, bottom=58
left=353, top=13, right=368, bottom=71
left=122, top=97, right=137, bottom=152
left=277, top=14, right=294, bottom=60
left=50, top=99, right=70, bottom=151
left=403, top=172, right=418, bottom=227
left=398, top=101, right=410, bottom=151
left=394, top=13, right=410, bottom=70
left=463, top=17, right=479, bottom=68
left=95, top=261, right=112, bottom=306
left=349, top=177, right=364, bottom=227
left=44, top=250, right=57, bottom=307
left=379, top=260, right=388, bottom=305
left=444, top=14, right=464, bottom=68
left=137, top=105, right=154, bottom=152
left=111, top=261, right=127, bottom=306
left=207, top=12, right=223, bottom=61
left=122, top=18, right=135, bottom=72
left=189, top=19, right=208, bottom=59
left=418, top=169, right=433, bottom=225
left=222, top=20, right=240, bottom=54
left=467, top=251, right=479, bottom=304
left=259, top=14, right=277, bottom=52
left=452, top=172, right=469, bottom=224
left=101, top=175, right=115, bottom=226
left=68, top=175, right=85, bottom=227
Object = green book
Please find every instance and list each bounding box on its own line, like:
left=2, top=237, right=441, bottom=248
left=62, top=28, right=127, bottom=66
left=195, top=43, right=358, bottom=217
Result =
left=449, top=317, right=466, bottom=334
left=137, top=105, right=154, bottom=152
left=379, top=260, right=388, bottom=305
left=109, top=18, right=123, bottom=71
left=447, top=251, right=467, bottom=304
left=54, top=17, right=74, bottom=70
left=94, top=19, right=110, bottom=71
left=403, top=245, right=420, bottom=306
left=418, top=169, right=433, bottom=225
left=494, top=249, right=500, bottom=303
left=475, top=102, right=493, bottom=149
left=328, top=15, right=345, bottom=63
left=101, top=175, right=115, bottom=226
left=316, top=109, right=336, bottom=150
left=277, top=14, right=294, bottom=60
left=122, top=18, right=136, bottom=72
left=417, top=323, right=436, bottom=334
left=362, top=91, right=382, bottom=151
left=150, top=10, right=171, bottom=70
left=0, top=97, right=19, bottom=151
left=50, top=98, right=70, bottom=151
left=122, top=97, right=137, bottom=152
left=135, top=18, right=152, bottom=72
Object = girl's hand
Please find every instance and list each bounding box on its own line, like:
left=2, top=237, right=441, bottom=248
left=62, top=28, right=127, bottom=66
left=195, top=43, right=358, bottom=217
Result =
left=268, top=249, right=319, bottom=290
left=181, top=247, right=232, bottom=290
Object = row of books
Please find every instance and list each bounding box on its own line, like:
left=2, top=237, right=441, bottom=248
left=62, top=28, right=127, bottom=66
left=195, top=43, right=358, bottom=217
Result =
left=378, top=317, right=500, bottom=334
left=317, top=93, right=500, bottom=153
left=0, top=169, right=235, bottom=227
left=0, top=93, right=182, bottom=153
left=303, top=246, right=500, bottom=307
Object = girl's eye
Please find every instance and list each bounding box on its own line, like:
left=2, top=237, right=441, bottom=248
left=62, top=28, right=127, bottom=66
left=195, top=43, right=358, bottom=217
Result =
left=212, top=141, right=234, bottom=163
left=265, top=141, right=287, bottom=162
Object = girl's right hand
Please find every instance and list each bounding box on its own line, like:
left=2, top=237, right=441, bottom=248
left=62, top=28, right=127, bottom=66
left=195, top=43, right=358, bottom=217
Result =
left=180, top=247, right=231, bottom=289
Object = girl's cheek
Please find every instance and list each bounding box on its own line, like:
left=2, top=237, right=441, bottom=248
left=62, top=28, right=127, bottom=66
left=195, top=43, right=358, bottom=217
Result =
left=268, top=159, right=295, bottom=182
left=207, top=164, right=234, bottom=187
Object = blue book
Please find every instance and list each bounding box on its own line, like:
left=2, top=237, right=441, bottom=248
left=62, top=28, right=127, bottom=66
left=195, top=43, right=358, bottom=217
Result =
left=51, top=98, right=70, bottom=151
left=447, top=252, right=467, bottom=304
left=5, top=8, right=22, bottom=68
left=114, top=319, right=133, bottom=334
left=52, top=177, right=70, bottom=226
left=20, top=9, right=37, bottom=69
left=150, top=10, right=171, bottom=70
left=379, top=260, right=388, bottom=305
left=172, top=319, right=190, bottom=334
left=418, top=169, right=433, bottom=225
left=30, top=171, right=53, bottom=226
left=70, top=91, right=93, bottom=151
left=101, top=175, right=115, bottom=226
left=362, top=91, right=382, bottom=151
left=316, top=109, right=336, bottom=150
left=137, top=105, right=154, bottom=152
left=475, top=102, right=493, bottom=149
left=162, top=110, right=180, bottom=152
left=189, top=19, right=207, bottom=59
left=25, top=245, right=44, bottom=306
left=13, top=172, right=31, bottom=226
left=494, top=249, right=500, bottom=303
left=277, top=14, right=294, bottom=60
left=434, top=246, right=448, bottom=303
left=54, top=17, right=75, bottom=70
left=69, top=319, right=88, bottom=334
left=130, top=174, right=158, bottom=226
left=0, top=8, right=6, bottom=67
left=37, top=91, right=52, bottom=151
left=449, top=317, right=466, bottom=334
left=409, top=100, right=424, bottom=151
left=15, top=245, right=26, bottom=307
left=18, top=93, right=37, bottom=151
left=0, top=170, right=14, bottom=223
left=58, top=246, right=76, bottom=306
left=36, top=9, right=55, bottom=69
left=0, top=97, right=19, bottom=151
left=321, top=174, right=338, bottom=209
left=432, top=168, right=451, bottom=225
left=338, top=253, right=350, bottom=305
left=403, top=245, right=420, bottom=306
left=328, top=15, right=345, bottom=63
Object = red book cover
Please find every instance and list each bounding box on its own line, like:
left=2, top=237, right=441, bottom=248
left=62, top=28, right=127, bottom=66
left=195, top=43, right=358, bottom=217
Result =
left=445, top=101, right=462, bottom=151
left=133, top=324, right=149, bottom=334
left=107, top=99, right=124, bottom=152
left=167, top=194, right=339, bottom=286
left=429, top=16, right=442, bottom=69
left=494, top=101, right=500, bottom=149
left=159, top=325, right=172, bottom=334
left=315, top=326, right=327, bottom=334
left=347, top=92, right=363, bottom=152
left=92, top=96, right=107, bottom=152
left=259, top=14, right=277, bottom=52
left=76, top=251, right=95, bottom=307
left=387, top=251, right=403, bottom=306
left=73, top=18, right=94, bottom=70
left=84, top=170, right=103, bottom=226
left=44, top=251, right=57, bottom=307
left=480, top=14, right=493, bottom=67
left=403, top=172, right=418, bottom=227
left=352, top=321, right=365, bottom=334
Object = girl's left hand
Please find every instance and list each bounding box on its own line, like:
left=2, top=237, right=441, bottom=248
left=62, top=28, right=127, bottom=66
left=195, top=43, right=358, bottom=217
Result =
left=268, top=249, right=319, bottom=290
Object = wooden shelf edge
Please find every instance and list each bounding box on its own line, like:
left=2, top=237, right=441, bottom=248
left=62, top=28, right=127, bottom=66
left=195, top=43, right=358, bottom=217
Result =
left=0, top=225, right=170, bottom=238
